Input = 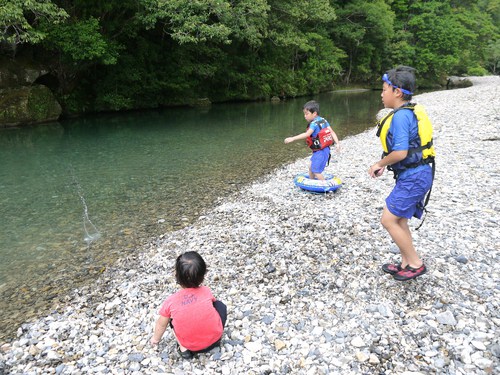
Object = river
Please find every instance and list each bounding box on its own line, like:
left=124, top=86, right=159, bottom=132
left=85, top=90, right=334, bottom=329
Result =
left=0, top=89, right=383, bottom=341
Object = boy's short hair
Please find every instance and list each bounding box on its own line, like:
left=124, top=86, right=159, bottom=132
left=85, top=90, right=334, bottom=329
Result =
left=303, top=100, right=320, bottom=115
left=384, top=66, right=416, bottom=101
left=175, top=251, right=206, bottom=288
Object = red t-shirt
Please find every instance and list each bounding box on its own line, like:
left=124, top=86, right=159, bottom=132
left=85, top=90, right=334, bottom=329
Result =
left=159, top=286, right=223, bottom=351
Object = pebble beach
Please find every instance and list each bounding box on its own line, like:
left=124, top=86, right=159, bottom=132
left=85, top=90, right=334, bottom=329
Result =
left=1, top=76, right=499, bottom=374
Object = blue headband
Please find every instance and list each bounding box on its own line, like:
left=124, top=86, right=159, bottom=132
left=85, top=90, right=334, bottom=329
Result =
left=382, top=73, right=413, bottom=95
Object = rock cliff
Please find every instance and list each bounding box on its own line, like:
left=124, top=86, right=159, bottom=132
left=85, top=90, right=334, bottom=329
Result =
left=0, top=59, right=62, bottom=127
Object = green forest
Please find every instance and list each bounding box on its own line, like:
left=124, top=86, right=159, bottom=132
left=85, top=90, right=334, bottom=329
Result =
left=1, top=0, right=499, bottom=115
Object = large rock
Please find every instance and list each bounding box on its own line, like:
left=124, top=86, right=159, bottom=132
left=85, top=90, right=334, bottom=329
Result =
left=0, top=66, right=49, bottom=89
left=446, top=76, right=473, bottom=89
left=0, top=56, right=49, bottom=89
left=0, top=85, right=62, bottom=127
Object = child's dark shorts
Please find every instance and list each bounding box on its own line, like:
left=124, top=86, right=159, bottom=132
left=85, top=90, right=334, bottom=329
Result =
left=386, top=165, right=433, bottom=219
left=310, top=147, right=331, bottom=174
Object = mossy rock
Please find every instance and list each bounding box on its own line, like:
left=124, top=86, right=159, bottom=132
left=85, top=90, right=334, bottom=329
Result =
left=0, top=57, right=49, bottom=89
left=446, top=76, right=473, bottom=89
left=191, top=97, right=212, bottom=107
left=0, top=85, right=62, bottom=127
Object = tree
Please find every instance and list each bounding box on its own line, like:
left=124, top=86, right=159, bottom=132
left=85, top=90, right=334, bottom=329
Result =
left=407, top=2, right=463, bottom=78
left=2, top=0, right=497, bottom=114
left=137, top=0, right=269, bottom=46
left=258, top=0, right=340, bottom=94
left=135, top=0, right=342, bottom=99
left=388, top=0, right=499, bottom=80
left=485, top=39, right=500, bottom=74
left=0, top=0, right=67, bottom=53
left=450, top=0, right=498, bottom=75
left=330, top=0, right=395, bottom=84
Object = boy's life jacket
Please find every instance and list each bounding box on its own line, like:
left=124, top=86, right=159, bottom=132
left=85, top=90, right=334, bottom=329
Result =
left=306, top=118, right=334, bottom=151
left=376, top=103, right=435, bottom=170
left=376, top=103, right=436, bottom=229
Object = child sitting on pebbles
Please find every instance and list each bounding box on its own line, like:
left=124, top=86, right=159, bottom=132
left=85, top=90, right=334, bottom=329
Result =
left=150, top=251, right=227, bottom=359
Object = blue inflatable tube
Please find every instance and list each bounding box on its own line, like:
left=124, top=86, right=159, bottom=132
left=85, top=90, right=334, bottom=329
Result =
left=293, top=173, right=342, bottom=193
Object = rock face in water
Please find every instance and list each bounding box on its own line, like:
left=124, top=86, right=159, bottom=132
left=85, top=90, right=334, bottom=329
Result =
left=0, top=59, right=62, bottom=127
left=0, top=85, right=62, bottom=127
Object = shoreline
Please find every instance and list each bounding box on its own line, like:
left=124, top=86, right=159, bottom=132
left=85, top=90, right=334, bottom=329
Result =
left=1, top=76, right=499, bottom=374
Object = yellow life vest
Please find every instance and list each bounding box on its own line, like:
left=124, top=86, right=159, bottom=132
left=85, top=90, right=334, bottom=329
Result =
left=376, top=103, right=435, bottom=162
left=376, top=103, right=436, bottom=226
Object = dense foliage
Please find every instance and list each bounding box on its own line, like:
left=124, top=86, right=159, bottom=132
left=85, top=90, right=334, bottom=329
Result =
left=1, top=0, right=498, bottom=113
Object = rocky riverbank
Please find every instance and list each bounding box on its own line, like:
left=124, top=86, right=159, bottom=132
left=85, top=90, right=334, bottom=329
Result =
left=1, top=76, right=499, bottom=374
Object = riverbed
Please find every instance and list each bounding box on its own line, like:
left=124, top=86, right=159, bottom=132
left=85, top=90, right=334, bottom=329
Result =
left=1, top=76, right=498, bottom=374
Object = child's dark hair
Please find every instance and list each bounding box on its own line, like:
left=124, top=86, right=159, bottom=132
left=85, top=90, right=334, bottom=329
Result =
left=384, top=66, right=416, bottom=101
left=175, top=251, right=206, bottom=288
left=303, top=100, right=320, bottom=115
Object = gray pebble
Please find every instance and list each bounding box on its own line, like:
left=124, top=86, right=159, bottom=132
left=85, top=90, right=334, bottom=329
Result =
left=455, top=255, right=468, bottom=264
left=128, top=353, right=145, bottom=362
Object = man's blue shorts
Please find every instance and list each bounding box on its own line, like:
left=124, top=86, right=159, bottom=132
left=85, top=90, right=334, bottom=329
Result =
left=310, top=147, right=331, bottom=174
left=386, top=165, right=433, bottom=219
